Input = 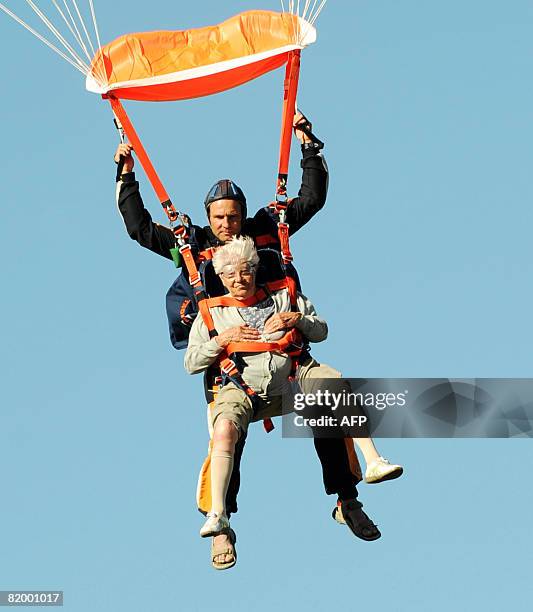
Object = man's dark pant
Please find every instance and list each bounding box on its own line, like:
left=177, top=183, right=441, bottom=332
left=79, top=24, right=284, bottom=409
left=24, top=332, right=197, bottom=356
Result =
left=225, top=436, right=359, bottom=515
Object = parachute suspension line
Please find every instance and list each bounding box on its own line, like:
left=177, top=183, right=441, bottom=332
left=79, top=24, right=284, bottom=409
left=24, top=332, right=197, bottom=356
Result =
left=52, top=0, right=106, bottom=87
left=51, top=0, right=106, bottom=88
left=305, top=0, right=318, bottom=20
left=0, top=3, right=88, bottom=75
left=282, top=0, right=322, bottom=21
left=68, top=0, right=95, bottom=57
left=61, top=0, right=94, bottom=60
left=301, top=0, right=312, bottom=20
left=49, top=0, right=92, bottom=76
left=87, top=0, right=106, bottom=84
left=69, top=0, right=107, bottom=84
left=22, top=0, right=89, bottom=71
left=60, top=0, right=88, bottom=53
left=50, top=0, right=90, bottom=62
left=282, top=0, right=326, bottom=44
left=70, top=0, right=107, bottom=87
left=309, top=0, right=327, bottom=26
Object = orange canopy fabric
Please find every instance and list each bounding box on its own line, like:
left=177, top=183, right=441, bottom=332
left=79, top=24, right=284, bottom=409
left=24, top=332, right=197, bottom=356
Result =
left=87, top=10, right=316, bottom=101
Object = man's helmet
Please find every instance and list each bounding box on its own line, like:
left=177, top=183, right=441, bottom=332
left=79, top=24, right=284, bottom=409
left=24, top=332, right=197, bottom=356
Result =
left=204, top=179, right=247, bottom=218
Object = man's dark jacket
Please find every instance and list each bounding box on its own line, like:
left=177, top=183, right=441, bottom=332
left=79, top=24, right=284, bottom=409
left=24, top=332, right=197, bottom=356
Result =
left=117, top=144, right=329, bottom=349
left=115, top=146, right=360, bottom=514
left=116, top=144, right=329, bottom=259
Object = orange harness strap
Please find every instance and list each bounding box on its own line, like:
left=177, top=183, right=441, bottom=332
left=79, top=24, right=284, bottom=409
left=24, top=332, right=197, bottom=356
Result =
left=108, top=96, right=173, bottom=215
left=204, top=289, right=269, bottom=309
left=198, top=247, right=216, bottom=261
left=198, top=300, right=216, bottom=336
left=198, top=283, right=304, bottom=434
left=285, top=275, right=298, bottom=305
left=272, top=51, right=301, bottom=265
left=277, top=221, right=293, bottom=263
left=203, top=281, right=288, bottom=309
left=226, top=328, right=303, bottom=356
left=254, top=234, right=278, bottom=248
left=179, top=244, right=202, bottom=288
left=266, top=278, right=289, bottom=293
left=277, top=50, right=301, bottom=198
left=108, top=94, right=196, bottom=266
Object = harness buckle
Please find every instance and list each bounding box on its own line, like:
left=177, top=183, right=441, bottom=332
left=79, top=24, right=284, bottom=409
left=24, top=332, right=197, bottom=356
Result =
left=179, top=244, right=201, bottom=285
left=173, top=225, right=187, bottom=247
left=220, top=360, right=237, bottom=375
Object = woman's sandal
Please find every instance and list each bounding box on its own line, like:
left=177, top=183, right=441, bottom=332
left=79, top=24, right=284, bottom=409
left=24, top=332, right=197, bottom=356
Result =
left=211, top=528, right=237, bottom=570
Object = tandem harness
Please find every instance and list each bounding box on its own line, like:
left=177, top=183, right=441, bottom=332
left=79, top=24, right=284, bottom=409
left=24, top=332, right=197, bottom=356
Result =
left=197, top=249, right=309, bottom=433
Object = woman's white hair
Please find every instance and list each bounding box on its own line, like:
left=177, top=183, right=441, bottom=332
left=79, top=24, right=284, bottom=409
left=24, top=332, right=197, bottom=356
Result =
left=213, top=236, right=260, bottom=274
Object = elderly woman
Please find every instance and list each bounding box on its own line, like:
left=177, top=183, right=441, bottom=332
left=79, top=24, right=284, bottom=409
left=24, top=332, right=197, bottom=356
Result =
left=184, top=237, right=330, bottom=565
left=185, top=237, right=397, bottom=569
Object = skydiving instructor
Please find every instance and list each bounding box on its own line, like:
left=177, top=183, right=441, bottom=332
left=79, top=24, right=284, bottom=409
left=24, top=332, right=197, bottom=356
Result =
left=113, top=112, right=403, bottom=555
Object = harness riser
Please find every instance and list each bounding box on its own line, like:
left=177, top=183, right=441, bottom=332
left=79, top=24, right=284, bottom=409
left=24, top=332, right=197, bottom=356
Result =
left=277, top=50, right=301, bottom=199
left=107, top=95, right=175, bottom=213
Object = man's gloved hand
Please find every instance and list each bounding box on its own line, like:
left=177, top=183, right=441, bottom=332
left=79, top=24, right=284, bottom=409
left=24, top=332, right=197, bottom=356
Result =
left=114, top=143, right=135, bottom=174
left=293, top=111, right=313, bottom=144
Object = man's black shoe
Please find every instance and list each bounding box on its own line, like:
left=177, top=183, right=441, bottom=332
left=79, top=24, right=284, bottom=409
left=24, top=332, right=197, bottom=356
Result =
left=333, top=500, right=381, bottom=542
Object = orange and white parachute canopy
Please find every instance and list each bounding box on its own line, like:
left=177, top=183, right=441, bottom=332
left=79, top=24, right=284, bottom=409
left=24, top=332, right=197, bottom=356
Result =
left=0, top=1, right=327, bottom=216
left=86, top=10, right=317, bottom=101
left=0, top=2, right=326, bottom=101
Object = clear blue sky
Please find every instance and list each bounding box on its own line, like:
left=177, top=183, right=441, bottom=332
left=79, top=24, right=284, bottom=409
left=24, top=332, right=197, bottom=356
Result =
left=1, top=1, right=532, bottom=610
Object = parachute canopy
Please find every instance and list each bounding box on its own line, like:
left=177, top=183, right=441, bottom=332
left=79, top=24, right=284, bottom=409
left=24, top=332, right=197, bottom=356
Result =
left=86, top=10, right=316, bottom=101
left=0, top=1, right=327, bottom=218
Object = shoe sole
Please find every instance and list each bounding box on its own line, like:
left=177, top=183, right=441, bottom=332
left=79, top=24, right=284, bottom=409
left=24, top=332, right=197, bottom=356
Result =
left=365, top=466, right=404, bottom=484
left=200, top=524, right=230, bottom=538
left=201, top=529, right=227, bottom=538
left=212, top=529, right=237, bottom=570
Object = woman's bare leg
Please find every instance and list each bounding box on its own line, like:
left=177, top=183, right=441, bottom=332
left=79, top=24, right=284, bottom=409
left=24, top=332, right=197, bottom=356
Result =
left=210, top=419, right=238, bottom=516
left=208, top=418, right=239, bottom=565
left=353, top=436, right=380, bottom=465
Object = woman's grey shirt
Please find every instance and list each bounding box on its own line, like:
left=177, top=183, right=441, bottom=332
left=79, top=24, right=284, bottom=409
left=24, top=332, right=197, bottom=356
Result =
left=184, top=288, right=328, bottom=397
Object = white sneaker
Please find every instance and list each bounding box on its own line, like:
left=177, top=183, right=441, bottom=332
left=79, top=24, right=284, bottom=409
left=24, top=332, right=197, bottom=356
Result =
left=200, top=512, right=230, bottom=538
left=365, top=457, right=403, bottom=484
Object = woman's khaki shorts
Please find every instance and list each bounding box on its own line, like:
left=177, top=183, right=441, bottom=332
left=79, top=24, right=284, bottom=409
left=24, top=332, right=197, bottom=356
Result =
left=207, top=358, right=343, bottom=437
